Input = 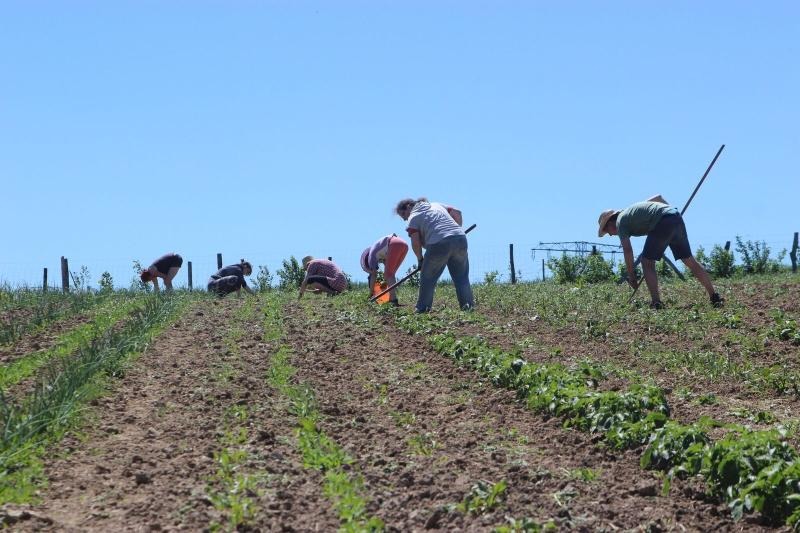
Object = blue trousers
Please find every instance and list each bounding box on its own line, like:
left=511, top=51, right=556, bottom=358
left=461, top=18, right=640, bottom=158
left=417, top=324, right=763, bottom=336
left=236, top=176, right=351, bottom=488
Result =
left=417, top=234, right=474, bottom=312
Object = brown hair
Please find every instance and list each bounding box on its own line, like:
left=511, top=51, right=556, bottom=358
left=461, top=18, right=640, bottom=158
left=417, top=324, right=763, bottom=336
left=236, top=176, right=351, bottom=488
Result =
left=140, top=270, right=154, bottom=283
left=394, top=197, right=428, bottom=215
left=240, top=259, right=252, bottom=272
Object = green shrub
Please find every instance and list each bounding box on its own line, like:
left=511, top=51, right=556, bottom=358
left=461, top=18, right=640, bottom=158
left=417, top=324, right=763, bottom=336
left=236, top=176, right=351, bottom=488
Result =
left=735, top=236, right=786, bottom=274
left=98, top=272, right=114, bottom=292
left=709, top=245, right=735, bottom=278
left=656, top=259, right=674, bottom=278
left=547, top=253, right=582, bottom=284
left=252, top=265, right=274, bottom=292
left=277, top=256, right=305, bottom=289
left=582, top=255, right=615, bottom=284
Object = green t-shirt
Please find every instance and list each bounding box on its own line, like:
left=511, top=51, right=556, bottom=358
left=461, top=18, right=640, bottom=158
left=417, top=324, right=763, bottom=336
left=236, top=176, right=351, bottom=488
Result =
left=617, top=202, right=679, bottom=239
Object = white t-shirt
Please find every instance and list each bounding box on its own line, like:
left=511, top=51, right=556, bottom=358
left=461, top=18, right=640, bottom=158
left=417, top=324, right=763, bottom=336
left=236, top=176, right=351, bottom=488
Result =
left=406, top=202, right=464, bottom=247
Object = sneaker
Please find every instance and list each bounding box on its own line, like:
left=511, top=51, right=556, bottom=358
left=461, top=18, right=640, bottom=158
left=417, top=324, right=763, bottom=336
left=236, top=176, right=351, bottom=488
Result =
left=650, top=300, right=665, bottom=310
left=710, top=293, right=725, bottom=308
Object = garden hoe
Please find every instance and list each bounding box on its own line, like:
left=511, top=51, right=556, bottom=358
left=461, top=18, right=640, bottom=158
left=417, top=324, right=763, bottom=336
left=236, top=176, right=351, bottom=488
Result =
left=628, top=144, right=725, bottom=304
left=370, top=223, right=477, bottom=302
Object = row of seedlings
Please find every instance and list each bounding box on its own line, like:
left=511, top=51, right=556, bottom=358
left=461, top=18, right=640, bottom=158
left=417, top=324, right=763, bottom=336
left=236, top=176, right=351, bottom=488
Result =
left=0, top=293, right=188, bottom=503
left=264, top=294, right=384, bottom=532
left=391, top=308, right=800, bottom=528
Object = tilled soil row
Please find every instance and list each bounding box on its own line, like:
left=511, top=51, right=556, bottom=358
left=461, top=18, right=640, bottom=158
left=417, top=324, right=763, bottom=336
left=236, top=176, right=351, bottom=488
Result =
left=0, top=313, right=93, bottom=365
left=469, top=279, right=800, bottom=384
left=284, top=299, right=767, bottom=531
left=452, top=308, right=800, bottom=431
left=2, top=297, right=336, bottom=532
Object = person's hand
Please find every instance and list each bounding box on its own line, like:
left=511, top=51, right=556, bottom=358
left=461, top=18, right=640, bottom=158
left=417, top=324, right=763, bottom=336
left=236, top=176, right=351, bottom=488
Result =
left=628, top=276, right=639, bottom=290
left=417, top=256, right=424, bottom=267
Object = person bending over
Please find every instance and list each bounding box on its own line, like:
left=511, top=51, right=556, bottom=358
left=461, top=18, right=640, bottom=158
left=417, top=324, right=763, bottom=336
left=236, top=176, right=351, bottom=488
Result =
left=207, top=259, right=254, bottom=297
left=395, top=197, right=473, bottom=313
left=361, top=234, right=409, bottom=306
left=299, top=256, right=347, bottom=299
left=598, top=194, right=723, bottom=309
left=140, top=252, right=183, bottom=293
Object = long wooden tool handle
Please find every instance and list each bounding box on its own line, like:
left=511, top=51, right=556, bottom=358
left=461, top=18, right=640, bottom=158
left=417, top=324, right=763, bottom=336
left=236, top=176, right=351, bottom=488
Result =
left=369, top=223, right=477, bottom=302
left=681, top=144, right=725, bottom=216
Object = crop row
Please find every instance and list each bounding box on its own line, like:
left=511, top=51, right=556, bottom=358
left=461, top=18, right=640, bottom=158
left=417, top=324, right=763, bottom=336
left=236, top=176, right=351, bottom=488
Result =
left=392, top=309, right=800, bottom=527
left=0, top=294, right=186, bottom=503
left=0, top=294, right=147, bottom=390
left=264, top=294, right=384, bottom=532
left=0, top=290, right=106, bottom=345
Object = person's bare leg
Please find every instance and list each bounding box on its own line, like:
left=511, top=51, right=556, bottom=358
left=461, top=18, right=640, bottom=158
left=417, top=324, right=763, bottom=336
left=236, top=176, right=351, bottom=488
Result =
left=385, top=273, right=398, bottom=300
left=641, top=258, right=661, bottom=305
left=164, top=267, right=180, bottom=292
left=309, top=282, right=335, bottom=295
left=681, top=256, right=716, bottom=297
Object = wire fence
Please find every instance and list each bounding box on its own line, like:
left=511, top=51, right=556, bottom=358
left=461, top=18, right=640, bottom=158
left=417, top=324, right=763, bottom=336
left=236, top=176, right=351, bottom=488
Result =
left=1, top=235, right=797, bottom=291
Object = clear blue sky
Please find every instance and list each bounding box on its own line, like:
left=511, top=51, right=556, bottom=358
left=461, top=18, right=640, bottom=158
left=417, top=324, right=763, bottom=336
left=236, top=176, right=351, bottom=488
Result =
left=2, top=1, right=798, bottom=288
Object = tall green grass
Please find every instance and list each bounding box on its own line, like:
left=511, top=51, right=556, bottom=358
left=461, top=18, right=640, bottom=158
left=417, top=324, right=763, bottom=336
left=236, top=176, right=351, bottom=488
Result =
left=0, top=294, right=186, bottom=503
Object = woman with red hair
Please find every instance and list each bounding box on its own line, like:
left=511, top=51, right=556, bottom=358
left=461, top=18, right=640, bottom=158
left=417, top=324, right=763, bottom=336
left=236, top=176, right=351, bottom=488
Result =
left=140, top=252, right=183, bottom=293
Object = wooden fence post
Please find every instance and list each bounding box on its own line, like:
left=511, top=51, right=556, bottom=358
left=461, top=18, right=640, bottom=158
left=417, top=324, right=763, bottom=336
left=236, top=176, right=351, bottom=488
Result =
left=509, top=244, right=516, bottom=284
left=791, top=232, right=798, bottom=273
left=724, top=241, right=731, bottom=251
left=328, top=256, right=332, bottom=261
left=43, top=268, right=48, bottom=292
left=61, top=257, right=70, bottom=293
left=217, top=253, right=223, bottom=270
left=188, top=261, right=193, bottom=291
left=542, top=258, right=545, bottom=281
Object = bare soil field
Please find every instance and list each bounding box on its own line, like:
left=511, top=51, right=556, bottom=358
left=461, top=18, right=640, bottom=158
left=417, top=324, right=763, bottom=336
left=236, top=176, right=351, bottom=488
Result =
left=1, top=280, right=797, bottom=531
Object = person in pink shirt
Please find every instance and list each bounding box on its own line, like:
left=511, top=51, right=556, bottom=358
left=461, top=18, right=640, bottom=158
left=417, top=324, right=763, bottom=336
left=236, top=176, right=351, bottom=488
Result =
left=298, top=256, right=348, bottom=299
left=360, top=234, right=409, bottom=306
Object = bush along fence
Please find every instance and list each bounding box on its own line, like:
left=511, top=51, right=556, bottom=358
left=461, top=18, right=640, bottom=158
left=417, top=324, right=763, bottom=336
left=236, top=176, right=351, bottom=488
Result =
left=392, top=310, right=800, bottom=527
left=529, top=233, right=798, bottom=284
left=0, top=294, right=186, bottom=503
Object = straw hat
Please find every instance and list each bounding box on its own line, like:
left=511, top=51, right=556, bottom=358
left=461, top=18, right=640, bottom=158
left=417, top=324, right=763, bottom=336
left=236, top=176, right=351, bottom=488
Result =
left=597, top=209, right=620, bottom=237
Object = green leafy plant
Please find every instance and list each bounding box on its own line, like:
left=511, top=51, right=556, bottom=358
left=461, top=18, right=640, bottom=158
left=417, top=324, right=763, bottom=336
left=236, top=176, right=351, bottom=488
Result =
left=277, top=256, right=305, bottom=289
left=484, top=270, right=500, bottom=284
left=709, top=245, right=735, bottom=278
left=735, top=236, right=786, bottom=274
left=771, top=310, right=800, bottom=345
left=98, top=271, right=114, bottom=292
left=252, top=265, right=274, bottom=292
left=547, top=253, right=582, bottom=284
left=457, top=480, right=507, bottom=515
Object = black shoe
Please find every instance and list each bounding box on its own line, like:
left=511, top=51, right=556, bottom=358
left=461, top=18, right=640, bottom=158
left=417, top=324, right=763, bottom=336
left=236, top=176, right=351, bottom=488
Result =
left=710, top=293, right=724, bottom=308
left=650, top=300, right=665, bottom=310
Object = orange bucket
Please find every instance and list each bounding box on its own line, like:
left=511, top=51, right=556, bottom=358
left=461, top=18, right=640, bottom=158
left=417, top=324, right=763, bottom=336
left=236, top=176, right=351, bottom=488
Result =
left=373, top=282, right=391, bottom=304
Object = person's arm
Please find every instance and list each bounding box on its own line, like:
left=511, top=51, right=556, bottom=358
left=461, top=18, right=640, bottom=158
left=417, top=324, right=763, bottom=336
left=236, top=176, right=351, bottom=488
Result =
left=646, top=194, right=668, bottom=204
left=367, top=271, right=377, bottom=292
left=152, top=277, right=160, bottom=293
left=620, top=237, right=637, bottom=288
left=410, top=232, right=424, bottom=265
left=239, top=273, right=254, bottom=295
left=447, top=207, right=463, bottom=226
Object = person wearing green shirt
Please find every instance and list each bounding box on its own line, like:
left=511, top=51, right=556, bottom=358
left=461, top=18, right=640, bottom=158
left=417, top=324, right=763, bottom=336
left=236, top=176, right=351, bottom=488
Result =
left=598, top=195, right=723, bottom=309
